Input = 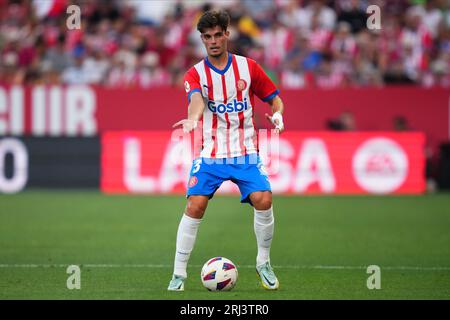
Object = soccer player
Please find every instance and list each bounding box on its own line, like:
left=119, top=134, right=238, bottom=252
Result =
left=168, top=10, right=285, bottom=291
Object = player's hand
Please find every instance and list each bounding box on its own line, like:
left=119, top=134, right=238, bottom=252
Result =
left=265, top=112, right=284, bottom=134
left=173, top=119, right=198, bottom=133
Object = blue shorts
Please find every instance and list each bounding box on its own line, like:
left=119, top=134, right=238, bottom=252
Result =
left=186, top=154, right=271, bottom=206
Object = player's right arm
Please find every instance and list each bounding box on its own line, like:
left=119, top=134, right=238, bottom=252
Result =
left=173, top=68, right=205, bottom=133
left=173, top=92, right=205, bottom=133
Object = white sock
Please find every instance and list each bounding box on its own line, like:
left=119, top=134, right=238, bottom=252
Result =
left=173, top=213, right=202, bottom=278
left=254, top=206, right=274, bottom=267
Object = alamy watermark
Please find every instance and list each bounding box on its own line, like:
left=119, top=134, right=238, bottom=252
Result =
left=63, top=264, right=381, bottom=291
left=366, top=265, right=381, bottom=289
left=66, top=5, right=81, bottom=30
left=367, top=5, right=381, bottom=30
left=170, top=124, right=281, bottom=174
left=66, top=265, right=81, bottom=290
left=65, top=3, right=382, bottom=31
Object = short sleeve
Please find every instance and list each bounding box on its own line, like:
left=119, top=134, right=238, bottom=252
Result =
left=184, top=67, right=202, bottom=103
left=248, top=58, right=279, bottom=102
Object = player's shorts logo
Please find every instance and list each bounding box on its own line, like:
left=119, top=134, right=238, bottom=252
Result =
left=184, top=81, right=190, bottom=93
left=237, top=79, right=247, bottom=91
left=188, top=176, right=198, bottom=188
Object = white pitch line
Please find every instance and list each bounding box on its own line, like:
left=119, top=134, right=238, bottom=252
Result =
left=0, top=264, right=449, bottom=271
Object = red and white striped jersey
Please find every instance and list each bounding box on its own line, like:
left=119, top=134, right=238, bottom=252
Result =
left=183, top=53, right=279, bottom=159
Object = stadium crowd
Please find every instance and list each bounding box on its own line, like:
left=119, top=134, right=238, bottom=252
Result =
left=1, top=0, right=450, bottom=89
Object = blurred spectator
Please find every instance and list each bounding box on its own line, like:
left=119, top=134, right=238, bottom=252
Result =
left=393, top=115, right=411, bottom=131
left=137, top=51, right=171, bottom=87
left=330, top=21, right=357, bottom=78
left=126, top=0, right=171, bottom=26
left=436, top=142, right=450, bottom=190
left=413, top=0, right=443, bottom=39
left=105, top=55, right=136, bottom=88
left=227, top=10, right=256, bottom=57
left=42, top=34, right=73, bottom=73
left=326, top=118, right=343, bottom=130
left=83, top=49, right=110, bottom=84
left=354, top=30, right=384, bottom=86
left=339, top=111, right=357, bottom=130
left=260, top=13, right=291, bottom=70
left=295, top=0, right=337, bottom=31
left=400, top=6, right=433, bottom=82
left=241, top=0, right=275, bottom=29
left=87, top=0, right=121, bottom=25
left=0, top=0, right=449, bottom=88
left=61, top=52, right=90, bottom=84
left=326, top=111, right=356, bottom=131
left=314, top=54, right=348, bottom=88
left=336, top=0, right=368, bottom=33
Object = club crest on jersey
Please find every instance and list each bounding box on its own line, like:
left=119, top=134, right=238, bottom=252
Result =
left=207, top=98, right=248, bottom=114
left=188, top=176, right=198, bottom=188
left=237, top=79, right=247, bottom=91
left=184, top=81, right=190, bottom=93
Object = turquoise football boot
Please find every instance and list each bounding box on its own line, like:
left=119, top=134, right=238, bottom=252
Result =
left=256, top=261, right=279, bottom=290
left=167, top=274, right=186, bottom=291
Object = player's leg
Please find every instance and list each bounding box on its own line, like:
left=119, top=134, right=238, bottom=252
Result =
left=174, top=195, right=208, bottom=275
left=233, top=155, right=279, bottom=290
left=249, top=191, right=274, bottom=266
left=168, top=195, right=209, bottom=291
left=168, top=158, right=225, bottom=291
left=249, top=191, right=279, bottom=290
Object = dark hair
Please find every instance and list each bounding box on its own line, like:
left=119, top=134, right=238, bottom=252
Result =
left=197, top=10, right=230, bottom=33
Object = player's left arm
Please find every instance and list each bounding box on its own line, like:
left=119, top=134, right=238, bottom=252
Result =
left=249, top=59, right=285, bottom=133
left=265, top=95, right=285, bottom=134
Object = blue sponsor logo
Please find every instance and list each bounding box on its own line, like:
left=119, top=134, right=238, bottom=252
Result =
left=207, top=98, right=248, bottom=114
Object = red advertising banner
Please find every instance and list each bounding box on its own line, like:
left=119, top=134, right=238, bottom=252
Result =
left=0, top=86, right=448, bottom=155
left=101, top=131, right=425, bottom=195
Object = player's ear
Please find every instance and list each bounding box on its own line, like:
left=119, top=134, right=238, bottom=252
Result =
left=224, top=30, right=230, bottom=38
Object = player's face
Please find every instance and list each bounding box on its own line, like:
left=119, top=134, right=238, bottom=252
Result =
left=201, top=26, right=229, bottom=58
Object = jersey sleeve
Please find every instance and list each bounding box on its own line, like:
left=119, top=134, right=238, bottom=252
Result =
left=183, top=67, right=202, bottom=103
left=248, top=58, right=279, bottom=102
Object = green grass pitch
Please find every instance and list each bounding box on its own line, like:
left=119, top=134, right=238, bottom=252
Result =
left=0, top=191, right=449, bottom=299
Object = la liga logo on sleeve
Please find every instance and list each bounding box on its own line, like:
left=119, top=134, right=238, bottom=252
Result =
left=184, top=81, right=190, bottom=92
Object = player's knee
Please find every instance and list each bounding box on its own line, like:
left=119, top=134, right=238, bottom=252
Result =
left=256, top=199, right=272, bottom=211
left=252, top=192, right=272, bottom=211
left=185, top=197, right=208, bottom=219
left=186, top=203, right=206, bottom=218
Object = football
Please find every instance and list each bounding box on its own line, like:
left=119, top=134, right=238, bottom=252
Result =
left=201, top=257, right=238, bottom=291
